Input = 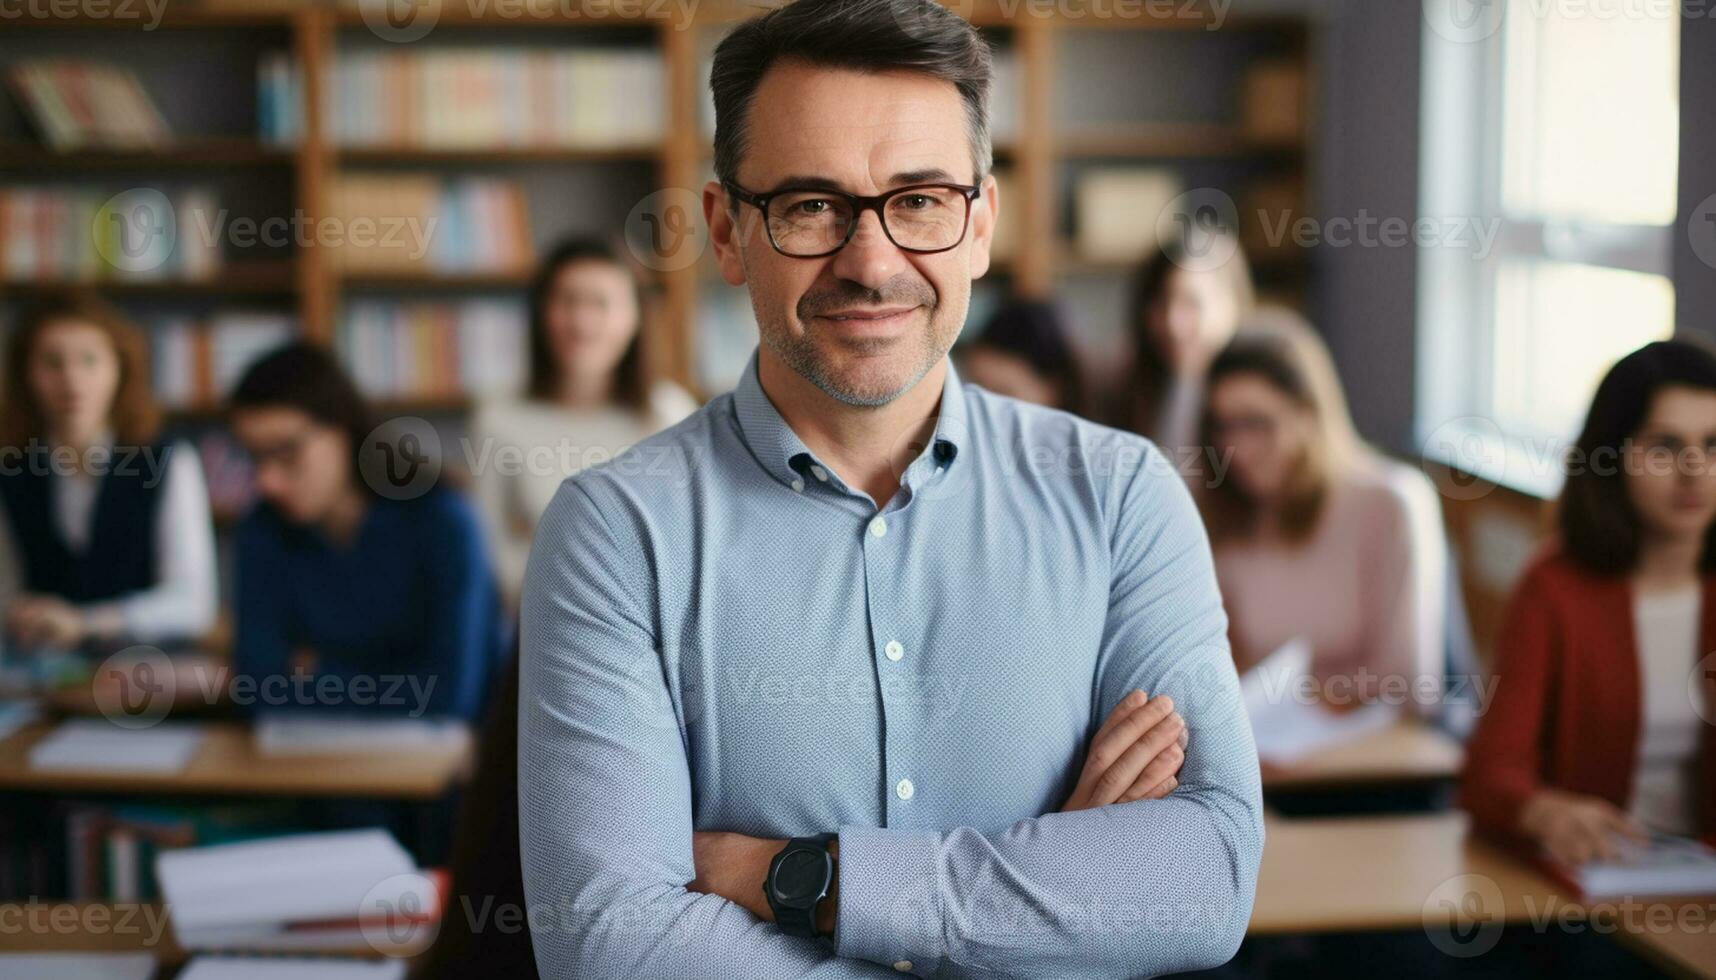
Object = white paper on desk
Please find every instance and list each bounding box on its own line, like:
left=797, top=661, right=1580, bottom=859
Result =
left=1564, top=834, right=1716, bottom=898
left=27, top=720, right=205, bottom=775
left=0, top=953, right=156, bottom=980
left=1239, top=637, right=1398, bottom=764
left=157, top=828, right=417, bottom=934
left=179, top=957, right=404, bottom=980
left=252, top=714, right=470, bottom=757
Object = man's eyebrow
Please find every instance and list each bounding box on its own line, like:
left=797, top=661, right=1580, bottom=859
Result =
left=764, top=167, right=967, bottom=194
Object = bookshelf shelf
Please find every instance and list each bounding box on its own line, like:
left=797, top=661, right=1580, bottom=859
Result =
left=0, top=141, right=294, bottom=171
left=340, top=270, right=536, bottom=290
left=1, top=262, right=296, bottom=297
left=335, top=145, right=662, bottom=166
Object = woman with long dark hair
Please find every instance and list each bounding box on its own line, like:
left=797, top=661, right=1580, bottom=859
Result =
left=469, top=238, right=698, bottom=607
left=0, top=292, right=216, bottom=650
left=1462, top=338, right=1716, bottom=858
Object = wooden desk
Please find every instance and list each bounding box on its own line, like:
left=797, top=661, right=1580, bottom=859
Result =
left=1252, top=812, right=1716, bottom=980
left=0, top=722, right=471, bottom=800
left=1260, top=720, right=1464, bottom=790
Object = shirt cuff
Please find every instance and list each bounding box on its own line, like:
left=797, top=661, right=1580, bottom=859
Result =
left=834, top=826, right=943, bottom=975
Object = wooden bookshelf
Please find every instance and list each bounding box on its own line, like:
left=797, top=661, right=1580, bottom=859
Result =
left=1, top=0, right=1315, bottom=397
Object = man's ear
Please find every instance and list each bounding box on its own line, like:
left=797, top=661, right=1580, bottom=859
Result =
left=703, top=180, right=749, bottom=287
left=967, top=172, right=999, bottom=281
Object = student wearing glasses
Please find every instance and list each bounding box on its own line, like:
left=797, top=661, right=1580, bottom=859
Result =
left=470, top=238, right=698, bottom=610
left=0, top=293, right=217, bottom=651
left=1463, top=339, right=1716, bottom=859
left=227, top=344, right=504, bottom=722
left=518, top=1, right=1262, bottom=977
left=1199, top=310, right=1447, bottom=714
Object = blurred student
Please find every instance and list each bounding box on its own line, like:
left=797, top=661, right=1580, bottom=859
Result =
left=957, top=298, right=1084, bottom=412
left=470, top=239, right=697, bottom=607
left=0, top=293, right=216, bottom=650
left=1462, top=339, right=1716, bottom=859
left=1120, top=227, right=1255, bottom=453
left=228, top=344, right=503, bottom=721
left=1200, top=310, right=1446, bottom=712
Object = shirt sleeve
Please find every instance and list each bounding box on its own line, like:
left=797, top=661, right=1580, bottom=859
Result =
left=469, top=408, right=533, bottom=609
left=832, top=441, right=1265, bottom=978
left=519, top=479, right=896, bottom=980
left=1351, top=470, right=1448, bottom=713
left=233, top=509, right=293, bottom=694
left=80, top=443, right=219, bottom=644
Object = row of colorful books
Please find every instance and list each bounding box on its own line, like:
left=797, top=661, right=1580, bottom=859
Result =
left=0, top=187, right=222, bottom=282
left=260, top=47, right=665, bottom=149
left=150, top=312, right=297, bottom=410
left=326, top=175, right=534, bottom=275
left=337, top=298, right=528, bottom=401
left=6, top=61, right=171, bottom=150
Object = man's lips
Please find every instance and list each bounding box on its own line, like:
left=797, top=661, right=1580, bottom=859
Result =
left=810, top=306, right=921, bottom=329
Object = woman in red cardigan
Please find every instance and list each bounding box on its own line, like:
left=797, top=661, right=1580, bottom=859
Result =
left=1461, top=338, right=1716, bottom=864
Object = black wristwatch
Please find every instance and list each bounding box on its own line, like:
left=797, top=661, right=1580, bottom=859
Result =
left=765, top=833, right=836, bottom=938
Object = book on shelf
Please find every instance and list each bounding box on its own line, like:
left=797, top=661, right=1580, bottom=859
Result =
left=6, top=61, right=171, bottom=151
left=1, top=186, right=222, bottom=282
left=1241, top=59, right=1306, bottom=147
left=1073, top=167, right=1184, bottom=263
left=259, top=47, right=664, bottom=149
left=339, top=298, right=527, bottom=401
left=325, top=175, right=532, bottom=276
left=150, top=312, right=296, bottom=411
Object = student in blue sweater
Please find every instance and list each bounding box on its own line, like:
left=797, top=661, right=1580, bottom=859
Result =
left=228, top=344, right=504, bottom=721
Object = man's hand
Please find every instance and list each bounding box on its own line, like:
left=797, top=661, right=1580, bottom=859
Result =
left=1062, top=690, right=1186, bottom=812
left=689, top=830, right=841, bottom=937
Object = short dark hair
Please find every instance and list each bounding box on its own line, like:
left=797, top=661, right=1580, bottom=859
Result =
left=710, top=0, right=993, bottom=190
left=1558, top=337, right=1716, bottom=575
left=526, top=237, right=654, bottom=412
left=967, top=299, right=1084, bottom=413
left=228, top=342, right=376, bottom=494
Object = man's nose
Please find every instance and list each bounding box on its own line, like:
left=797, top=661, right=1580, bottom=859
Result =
left=828, top=209, right=909, bottom=291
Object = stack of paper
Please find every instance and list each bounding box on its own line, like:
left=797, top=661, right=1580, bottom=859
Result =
left=28, top=720, right=205, bottom=775
left=1557, top=835, right=1716, bottom=899
left=179, top=958, right=405, bottom=980
left=1239, top=638, right=1398, bottom=764
left=0, top=953, right=155, bottom=979
left=157, top=829, right=440, bottom=951
left=253, top=716, right=471, bottom=758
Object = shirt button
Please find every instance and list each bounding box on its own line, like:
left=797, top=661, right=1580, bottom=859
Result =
left=893, top=961, right=914, bottom=972
left=884, top=640, right=904, bottom=662
left=811, top=464, right=829, bottom=482
left=869, top=517, right=888, bottom=538
left=896, top=778, right=914, bottom=800
left=791, top=478, right=804, bottom=492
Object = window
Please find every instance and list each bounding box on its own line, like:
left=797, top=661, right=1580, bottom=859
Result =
left=1418, top=0, right=1679, bottom=497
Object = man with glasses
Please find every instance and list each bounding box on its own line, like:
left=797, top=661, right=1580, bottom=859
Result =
left=519, top=0, right=1262, bottom=975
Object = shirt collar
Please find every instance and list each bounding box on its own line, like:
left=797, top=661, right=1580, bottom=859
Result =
left=732, top=350, right=966, bottom=491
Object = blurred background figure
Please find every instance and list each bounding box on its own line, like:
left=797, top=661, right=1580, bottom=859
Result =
left=957, top=297, right=1084, bottom=413
left=1200, top=309, right=1446, bottom=714
left=469, top=238, right=698, bottom=609
left=0, top=292, right=217, bottom=652
left=228, top=344, right=504, bottom=721
left=1463, top=339, right=1716, bottom=860
left=1118, top=228, right=1255, bottom=454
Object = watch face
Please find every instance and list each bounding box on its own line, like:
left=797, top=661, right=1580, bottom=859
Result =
left=772, top=848, right=829, bottom=907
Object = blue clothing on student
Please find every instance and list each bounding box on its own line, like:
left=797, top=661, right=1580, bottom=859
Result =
left=234, top=487, right=504, bottom=721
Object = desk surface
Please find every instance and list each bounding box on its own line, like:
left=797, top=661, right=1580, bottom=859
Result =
left=1260, top=720, right=1465, bottom=790
left=0, top=722, right=471, bottom=800
left=1253, top=812, right=1716, bottom=980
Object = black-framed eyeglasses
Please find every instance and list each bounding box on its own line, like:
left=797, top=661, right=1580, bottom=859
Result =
left=724, top=181, right=982, bottom=258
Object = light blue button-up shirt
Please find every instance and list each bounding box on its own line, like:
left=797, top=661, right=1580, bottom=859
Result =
left=519, top=351, right=1263, bottom=979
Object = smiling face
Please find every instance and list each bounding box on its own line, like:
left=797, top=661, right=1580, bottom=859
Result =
left=705, top=61, right=997, bottom=407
